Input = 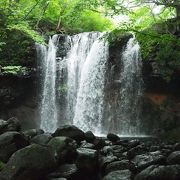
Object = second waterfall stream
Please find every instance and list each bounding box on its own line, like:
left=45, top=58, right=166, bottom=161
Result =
left=37, top=32, right=143, bottom=136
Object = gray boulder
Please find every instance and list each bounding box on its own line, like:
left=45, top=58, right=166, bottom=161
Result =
left=0, top=144, right=56, bottom=180
left=167, top=151, right=180, bottom=165
left=0, top=131, right=29, bottom=162
left=103, top=170, right=131, bottom=180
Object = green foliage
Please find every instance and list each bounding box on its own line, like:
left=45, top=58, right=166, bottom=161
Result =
left=58, top=84, right=68, bottom=93
left=2, top=66, right=22, bottom=75
left=0, top=161, right=5, bottom=171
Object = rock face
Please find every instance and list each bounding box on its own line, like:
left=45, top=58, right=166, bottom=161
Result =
left=0, top=71, right=38, bottom=130
left=0, top=144, right=56, bottom=180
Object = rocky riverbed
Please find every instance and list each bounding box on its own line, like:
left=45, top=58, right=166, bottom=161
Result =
left=0, top=117, right=180, bottom=180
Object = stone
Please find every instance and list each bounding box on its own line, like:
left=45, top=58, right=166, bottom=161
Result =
left=100, top=155, right=118, bottom=170
left=93, top=138, right=106, bottom=149
left=48, top=136, right=77, bottom=163
left=23, top=129, right=44, bottom=139
left=128, top=140, right=140, bottom=149
left=85, top=131, right=96, bottom=143
left=30, top=133, right=52, bottom=145
left=48, top=164, right=78, bottom=179
left=76, top=148, right=98, bottom=174
left=0, top=131, right=29, bottom=162
left=0, top=119, right=8, bottom=134
left=107, top=133, right=120, bottom=142
left=167, top=151, right=180, bottom=165
left=7, top=117, right=21, bottom=131
left=127, top=144, right=147, bottom=160
left=53, top=125, right=85, bottom=142
left=0, top=144, right=56, bottom=180
left=80, top=141, right=95, bottom=149
left=174, top=143, right=180, bottom=151
left=135, top=165, right=180, bottom=180
left=103, top=170, right=131, bottom=180
left=132, top=151, right=166, bottom=172
left=105, top=160, right=133, bottom=175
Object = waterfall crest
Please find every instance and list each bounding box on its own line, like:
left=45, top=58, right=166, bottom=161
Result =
left=36, top=35, right=59, bottom=132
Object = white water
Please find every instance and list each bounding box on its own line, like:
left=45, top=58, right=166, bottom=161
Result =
left=118, top=37, right=143, bottom=135
left=73, top=35, right=109, bottom=134
left=37, top=35, right=59, bottom=132
left=66, top=32, right=100, bottom=122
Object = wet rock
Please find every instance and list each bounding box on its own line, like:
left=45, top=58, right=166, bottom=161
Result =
left=48, top=164, right=78, bottom=179
left=0, top=119, right=8, bottom=134
left=135, top=165, right=180, bottom=180
left=100, top=155, right=118, bottom=170
left=0, top=144, right=56, bottom=180
left=49, top=178, right=67, bottom=180
left=30, top=133, right=52, bottom=145
left=127, top=144, right=147, bottom=160
left=85, top=131, right=96, bottom=143
left=93, top=138, right=106, bottom=149
left=48, top=136, right=77, bottom=163
left=53, top=125, right=85, bottom=142
left=104, top=160, right=133, bottom=175
left=0, top=131, right=29, bottom=162
left=174, top=143, right=180, bottom=151
left=23, top=129, right=44, bottom=139
left=111, top=145, right=127, bottom=157
left=132, top=151, right=166, bottom=172
left=128, top=140, right=140, bottom=149
left=149, top=145, right=160, bottom=152
left=7, top=117, right=21, bottom=131
left=76, top=148, right=98, bottom=174
left=107, top=133, right=120, bottom=143
left=167, top=151, right=180, bottom=165
left=101, top=146, right=113, bottom=156
left=103, top=169, right=131, bottom=180
left=80, top=141, right=95, bottom=149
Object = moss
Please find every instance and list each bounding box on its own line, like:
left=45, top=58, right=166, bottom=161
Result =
left=0, top=161, right=5, bottom=171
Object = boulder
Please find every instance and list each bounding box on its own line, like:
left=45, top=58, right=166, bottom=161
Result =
left=48, top=136, right=77, bottom=163
left=100, top=155, right=118, bottom=170
left=0, top=144, right=56, bottom=180
left=167, top=151, right=180, bottom=165
left=85, top=131, right=96, bottom=143
left=107, top=133, right=120, bottom=143
left=48, top=164, right=78, bottom=179
left=7, top=117, right=21, bottom=131
left=0, top=119, right=8, bottom=134
left=0, top=131, right=29, bottom=162
left=76, top=148, right=98, bottom=174
left=132, top=151, right=166, bottom=172
left=103, top=170, right=131, bottom=180
left=135, top=165, right=180, bottom=180
left=104, top=160, right=133, bottom=175
left=30, top=133, right=52, bottom=145
left=80, top=141, right=95, bottom=149
left=23, top=129, right=44, bottom=139
left=93, top=138, right=106, bottom=149
left=53, top=125, right=85, bottom=142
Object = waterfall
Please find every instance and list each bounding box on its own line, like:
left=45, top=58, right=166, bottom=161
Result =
left=118, top=37, right=143, bottom=135
left=36, top=35, right=59, bottom=132
left=65, top=32, right=100, bottom=123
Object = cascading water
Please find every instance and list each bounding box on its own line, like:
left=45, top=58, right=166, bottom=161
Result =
left=118, top=37, right=143, bottom=135
left=73, top=35, right=109, bottom=134
left=65, top=32, right=101, bottom=123
left=37, top=32, right=143, bottom=136
left=36, top=35, right=59, bottom=132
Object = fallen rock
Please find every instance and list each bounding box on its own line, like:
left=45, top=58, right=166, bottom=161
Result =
left=76, top=148, right=98, bottom=174
left=30, top=133, right=52, bottom=145
left=85, top=131, right=96, bottom=143
left=132, top=151, right=166, bottom=172
left=0, top=144, right=56, bottom=180
left=0, top=131, right=29, bottom=162
left=7, top=117, right=21, bottom=131
left=48, top=164, right=78, bottom=179
left=0, top=119, right=8, bottom=134
left=48, top=136, right=77, bottom=163
left=53, top=125, right=85, bottom=142
left=135, top=165, right=180, bottom=180
left=103, top=170, right=131, bottom=180
left=107, top=133, right=120, bottom=143
left=167, top=151, right=180, bottom=165
left=23, top=129, right=44, bottom=139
